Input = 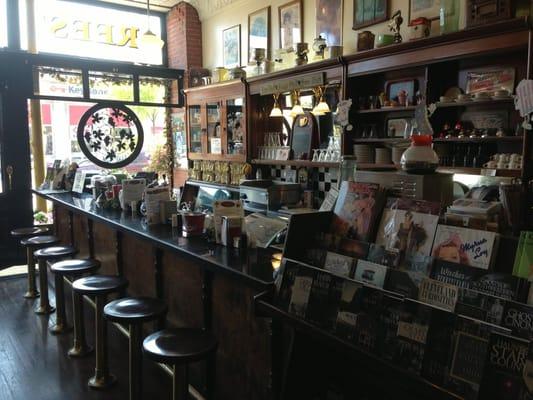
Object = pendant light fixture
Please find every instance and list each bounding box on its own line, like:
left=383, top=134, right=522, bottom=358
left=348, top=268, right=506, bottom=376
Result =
left=290, top=89, right=304, bottom=117
left=312, top=86, right=330, bottom=115
left=269, top=93, right=283, bottom=117
left=138, top=0, right=165, bottom=51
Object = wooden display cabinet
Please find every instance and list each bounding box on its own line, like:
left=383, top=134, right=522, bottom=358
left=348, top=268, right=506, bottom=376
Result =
left=184, top=80, right=247, bottom=162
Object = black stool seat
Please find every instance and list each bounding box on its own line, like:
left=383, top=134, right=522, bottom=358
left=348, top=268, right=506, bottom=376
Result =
left=11, top=226, right=49, bottom=237
left=34, top=245, right=77, bottom=260
left=143, top=329, right=218, bottom=364
left=73, top=275, right=128, bottom=296
left=51, top=258, right=101, bottom=275
left=104, top=297, right=167, bottom=323
left=21, top=235, right=59, bottom=247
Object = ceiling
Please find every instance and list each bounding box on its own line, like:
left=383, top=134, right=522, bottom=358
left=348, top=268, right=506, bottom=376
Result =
left=94, top=0, right=243, bottom=18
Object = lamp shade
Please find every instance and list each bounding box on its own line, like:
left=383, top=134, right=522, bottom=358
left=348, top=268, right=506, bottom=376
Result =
left=290, top=104, right=304, bottom=117
left=315, top=101, right=330, bottom=113
left=269, top=107, right=283, bottom=117
left=138, top=30, right=165, bottom=50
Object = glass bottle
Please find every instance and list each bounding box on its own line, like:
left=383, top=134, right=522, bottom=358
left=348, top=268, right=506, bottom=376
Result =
left=440, top=0, right=459, bottom=35
left=339, top=155, right=357, bottom=183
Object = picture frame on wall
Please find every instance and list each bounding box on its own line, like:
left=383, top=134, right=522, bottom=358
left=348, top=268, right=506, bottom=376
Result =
left=248, top=6, right=270, bottom=64
left=316, top=0, right=343, bottom=46
left=279, top=0, right=303, bottom=51
left=353, top=0, right=389, bottom=30
left=409, top=0, right=441, bottom=21
left=223, top=24, right=241, bottom=68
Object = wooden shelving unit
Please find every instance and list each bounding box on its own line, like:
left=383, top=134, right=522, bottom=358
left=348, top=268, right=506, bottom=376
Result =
left=355, top=105, right=417, bottom=114
left=433, top=136, right=523, bottom=143
left=251, top=159, right=340, bottom=168
left=434, top=98, right=514, bottom=108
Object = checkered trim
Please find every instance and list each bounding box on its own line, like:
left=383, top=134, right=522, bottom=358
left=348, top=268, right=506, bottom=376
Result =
left=267, top=165, right=339, bottom=200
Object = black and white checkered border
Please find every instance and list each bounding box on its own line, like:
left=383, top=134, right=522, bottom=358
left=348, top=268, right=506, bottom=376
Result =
left=268, top=165, right=339, bottom=200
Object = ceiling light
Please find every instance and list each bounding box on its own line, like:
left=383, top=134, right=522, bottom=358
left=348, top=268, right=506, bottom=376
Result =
left=269, top=93, right=283, bottom=117
left=138, top=0, right=165, bottom=52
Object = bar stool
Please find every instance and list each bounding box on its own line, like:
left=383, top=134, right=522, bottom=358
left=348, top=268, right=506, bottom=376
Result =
left=16, top=231, right=54, bottom=299
left=33, top=244, right=77, bottom=314
left=104, top=297, right=168, bottom=400
left=143, top=329, right=218, bottom=400
left=49, top=258, right=101, bottom=335
left=72, top=275, right=128, bottom=389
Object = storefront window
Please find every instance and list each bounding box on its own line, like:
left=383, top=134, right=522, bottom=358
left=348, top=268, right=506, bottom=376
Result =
left=0, top=0, right=7, bottom=48
left=31, top=100, right=169, bottom=177
left=89, top=71, right=134, bottom=102
left=34, top=66, right=83, bottom=98
left=139, top=77, right=176, bottom=104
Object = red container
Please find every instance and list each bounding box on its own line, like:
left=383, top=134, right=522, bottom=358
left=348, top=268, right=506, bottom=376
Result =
left=181, top=212, right=206, bottom=237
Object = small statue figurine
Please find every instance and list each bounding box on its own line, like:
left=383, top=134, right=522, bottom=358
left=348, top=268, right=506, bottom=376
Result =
left=388, top=10, right=403, bottom=44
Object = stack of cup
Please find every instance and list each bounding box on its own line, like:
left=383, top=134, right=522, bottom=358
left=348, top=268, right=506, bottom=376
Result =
left=375, top=148, right=392, bottom=164
left=353, top=144, right=374, bottom=163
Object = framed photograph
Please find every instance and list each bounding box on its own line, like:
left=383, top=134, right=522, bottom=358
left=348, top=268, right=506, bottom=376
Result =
left=409, top=0, right=441, bottom=21
left=223, top=24, right=241, bottom=68
left=316, top=0, right=343, bottom=46
left=279, top=0, right=303, bottom=50
left=385, top=79, right=418, bottom=104
left=248, top=7, right=270, bottom=64
left=353, top=0, right=389, bottom=30
left=386, top=118, right=409, bottom=138
left=464, top=67, right=515, bottom=95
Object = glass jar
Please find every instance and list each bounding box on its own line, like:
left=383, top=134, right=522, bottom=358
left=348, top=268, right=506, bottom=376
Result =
left=339, top=155, right=357, bottom=182
left=440, top=0, right=459, bottom=35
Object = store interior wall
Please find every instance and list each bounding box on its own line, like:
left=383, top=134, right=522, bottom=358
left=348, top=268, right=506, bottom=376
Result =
left=201, top=0, right=470, bottom=70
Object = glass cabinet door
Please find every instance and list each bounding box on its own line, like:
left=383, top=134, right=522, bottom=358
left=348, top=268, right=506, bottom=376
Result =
left=226, top=98, right=244, bottom=156
left=207, top=102, right=221, bottom=154
left=188, top=105, right=202, bottom=153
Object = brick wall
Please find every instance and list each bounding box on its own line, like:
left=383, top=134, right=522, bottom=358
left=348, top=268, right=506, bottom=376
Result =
left=166, top=1, right=203, bottom=186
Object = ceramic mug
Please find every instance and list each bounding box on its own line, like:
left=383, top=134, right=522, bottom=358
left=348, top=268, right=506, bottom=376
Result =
left=510, top=154, right=522, bottom=163
left=497, top=162, right=509, bottom=169
left=508, top=162, right=522, bottom=169
left=483, top=161, right=497, bottom=168
left=497, top=153, right=510, bottom=162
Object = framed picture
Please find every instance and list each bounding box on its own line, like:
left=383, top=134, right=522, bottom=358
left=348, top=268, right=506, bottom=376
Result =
left=385, top=79, right=418, bottom=104
left=409, top=0, right=441, bottom=21
left=248, top=7, right=270, bottom=64
left=386, top=118, right=409, bottom=138
left=223, top=24, right=241, bottom=68
left=316, top=0, right=343, bottom=46
left=353, top=0, right=389, bottom=30
left=279, top=0, right=303, bottom=51
left=464, top=67, right=515, bottom=95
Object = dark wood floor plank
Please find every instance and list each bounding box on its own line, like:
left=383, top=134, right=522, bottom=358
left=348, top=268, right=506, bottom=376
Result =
left=0, top=276, right=174, bottom=400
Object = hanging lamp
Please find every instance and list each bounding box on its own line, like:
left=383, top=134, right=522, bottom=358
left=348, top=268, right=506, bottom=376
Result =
left=138, top=0, right=165, bottom=51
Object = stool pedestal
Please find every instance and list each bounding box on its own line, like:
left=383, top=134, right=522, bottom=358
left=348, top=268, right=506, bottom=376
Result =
left=68, top=290, right=92, bottom=357
left=35, top=256, right=55, bottom=315
left=24, top=247, right=39, bottom=299
left=88, top=295, right=116, bottom=389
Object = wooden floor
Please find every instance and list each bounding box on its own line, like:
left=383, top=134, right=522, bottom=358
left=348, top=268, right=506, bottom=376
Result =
left=0, top=275, right=175, bottom=400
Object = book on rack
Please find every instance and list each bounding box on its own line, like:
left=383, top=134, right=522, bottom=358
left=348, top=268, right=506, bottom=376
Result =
left=431, top=224, right=498, bottom=270
left=354, top=259, right=388, bottom=288
left=385, top=253, right=434, bottom=299
left=366, top=243, right=402, bottom=268
left=353, top=285, right=384, bottom=353
left=288, top=267, right=315, bottom=318
left=455, top=287, right=506, bottom=325
left=375, top=197, right=441, bottom=257
left=334, top=279, right=364, bottom=342
left=324, top=252, right=356, bottom=278
left=276, top=259, right=300, bottom=311
left=331, top=181, right=385, bottom=242
left=306, top=270, right=334, bottom=328
left=445, top=316, right=511, bottom=400
left=479, top=332, right=531, bottom=400
left=377, top=294, right=407, bottom=361
left=500, top=300, right=533, bottom=341
left=418, top=278, right=458, bottom=312
left=430, top=259, right=530, bottom=302
left=393, top=299, right=433, bottom=375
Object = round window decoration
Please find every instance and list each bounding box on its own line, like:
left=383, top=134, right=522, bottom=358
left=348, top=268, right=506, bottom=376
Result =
left=77, top=103, right=144, bottom=169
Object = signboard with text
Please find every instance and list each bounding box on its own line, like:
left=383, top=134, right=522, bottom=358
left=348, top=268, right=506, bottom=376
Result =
left=33, top=0, right=163, bottom=65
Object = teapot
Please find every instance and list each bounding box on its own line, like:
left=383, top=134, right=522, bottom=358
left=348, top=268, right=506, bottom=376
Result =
left=312, top=35, right=327, bottom=59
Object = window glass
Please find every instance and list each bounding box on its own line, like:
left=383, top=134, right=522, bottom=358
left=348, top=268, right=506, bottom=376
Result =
left=89, top=71, right=134, bottom=101
left=139, top=77, right=178, bottom=104
left=32, top=100, right=170, bottom=178
left=34, top=66, right=84, bottom=98
left=0, top=0, right=7, bottom=47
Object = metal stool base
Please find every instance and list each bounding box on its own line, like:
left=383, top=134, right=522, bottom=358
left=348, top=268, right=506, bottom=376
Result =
left=88, top=373, right=117, bottom=390
left=23, top=290, right=40, bottom=299
left=50, top=323, right=72, bottom=335
left=35, top=305, right=55, bottom=315
left=68, top=344, right=93, bottom=358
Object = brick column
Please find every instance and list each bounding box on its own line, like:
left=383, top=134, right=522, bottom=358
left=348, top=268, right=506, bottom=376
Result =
left=166, top=1, right=202, bottom=186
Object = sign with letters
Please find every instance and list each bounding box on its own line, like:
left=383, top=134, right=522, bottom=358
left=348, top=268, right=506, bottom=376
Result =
left=33, top=0, right=163, bottom=65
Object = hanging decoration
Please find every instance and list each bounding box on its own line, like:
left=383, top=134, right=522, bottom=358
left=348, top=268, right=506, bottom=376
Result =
left=77, top=103, right=144, bottom=169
